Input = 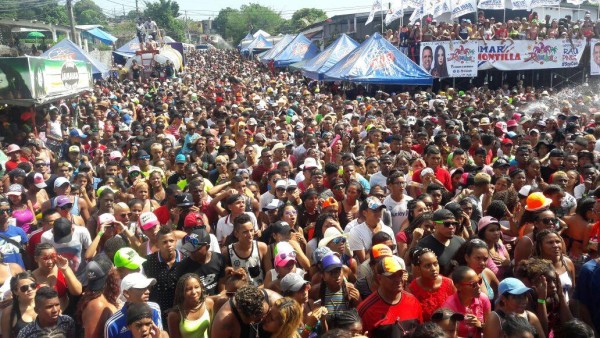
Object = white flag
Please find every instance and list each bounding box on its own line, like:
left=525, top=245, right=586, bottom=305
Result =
left=529, top=0, right=559, bottom=7
left=510, top=0, right=531, bottom=10
left=409, top=3, right=425, bottom=24
left=451, top=0, right=477, bottom=19
left=366, top=0, right=383, bottom=25
left=405, top=0, right=423, bottom=8
left=478, top=0, right=505, bottom=9
left=385, top=7, right=404, bottom=25
left=432, top=0, right=451, bottom=18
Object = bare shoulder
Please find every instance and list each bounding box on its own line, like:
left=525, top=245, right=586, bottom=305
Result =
left=257, top=241, right=268, bottom=253
left=263, top=288, right=282, bottom=302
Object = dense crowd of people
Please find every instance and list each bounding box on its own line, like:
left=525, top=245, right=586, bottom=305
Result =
left=0, top=43, right=599, bottom=338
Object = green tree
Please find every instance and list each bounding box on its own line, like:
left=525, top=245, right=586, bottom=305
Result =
left=290, top=8, right=327, bottom=31
left=73, top=0, right=107, bottom=25
left=214, top=4, right=284, bottom=43
left=0, top=0, right=68, bottom=25
left=144, top=0, right=185, bottom=41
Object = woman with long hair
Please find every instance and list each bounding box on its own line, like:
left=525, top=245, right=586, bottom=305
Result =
left=408, top=247, right=455, bottom=321
left=564, top=197, right=597, bottom=260
left=430, top=45, right=449, bottom=78
left=396, top=196, right=432, bottom=238
left=73, top=172, right=96, bottom=209
left=76, top=258, right=119, bottom=338
left=0, top=272, right=37, bottom=338
left=514, top=208, right=558, bottom=266
left=477, top=215, right=511, bottom=279
left=454, top=238, right=500, bottom=303
left=306, top=213, right=342, bottom=266
left=31, top=243, right=82, bottom=310
left=6, top=184, right=35, bottom=234
left=148, top=171, right=166, bottom=205
left=262, top=297, right=304, bottom=338
left=339, top=181, right=362, bottom=231
left=167, top=273, right=213, bottom=338
left=534, top=229, right=575, bottom=303
left=397, top=212, right=434, bottom=263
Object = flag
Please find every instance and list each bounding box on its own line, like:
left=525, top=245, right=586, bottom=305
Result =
left=566, top=0, right=585, bottom=4
left=451, top=0, right=477, bottom=19
left=385, top=6, right=404, bottom=25
left=366, top=0, right=383, bottom=25
left=478, top=0, right=506, bottom=9
left=432, top=0, right=451, bottom=18
left=509, top=0, right=531, bottom=10
left=409, top=3, right=425, bottom=24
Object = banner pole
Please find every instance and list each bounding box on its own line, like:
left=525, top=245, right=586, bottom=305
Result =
left=381, top=2, right=385, bottom=33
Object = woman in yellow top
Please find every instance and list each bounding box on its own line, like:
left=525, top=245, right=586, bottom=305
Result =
left=167, top=273, right=214, bottom=338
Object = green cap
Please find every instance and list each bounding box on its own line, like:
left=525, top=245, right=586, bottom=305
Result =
left=114, top=247, right=146, bottom=270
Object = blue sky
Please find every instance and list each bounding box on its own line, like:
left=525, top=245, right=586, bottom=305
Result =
left=92, top=0, right=375, bottom=20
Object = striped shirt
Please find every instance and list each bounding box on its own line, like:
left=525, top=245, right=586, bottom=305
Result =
left=104, top=302, right=163, bottom=338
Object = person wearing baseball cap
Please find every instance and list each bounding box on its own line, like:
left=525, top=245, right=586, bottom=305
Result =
left=176, top=228, right=226, bottom=296
left=280, top=272, right=311, bottom=304
left=418, top=209, right=466, bottom=275
left=114, top=247, right=146, bottom=277
left=357, top=255, right=422, bottom=335
left=3, top=144, right=27, bottom=172
left=180, top=214, right=219, bottom=253
left=348, top=196, right=396, bottom=263
left=53, top=195, right=85, bottom=226
left=105, top=272, right=163, bottom=338
left=41, top=217, right=91, bottom=273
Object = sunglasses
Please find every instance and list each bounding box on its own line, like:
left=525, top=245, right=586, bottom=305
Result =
left=332, top=237, right=347, bottom=245
left=130, top=172, right=140, bottom=177
left=120, top=213, right=132, bottom=218
left=435, top=220, right=459, bottom=228
left=35, top=163, right=47, bottom=167
left=277, top=251, right=297, bottom=261
left=60, top=204, right=73, bottom=210
left=286, top=187, right=296, bottom=192
left=19, top=283, right=37, bottom=293
left=140, top=156, right=151, bottom=160
left=333, top=185, right=345, bottom=190
left=541, top=217, right=559, bottom=225
left=284, top=211, right=298, bottom=216
left=0, top=209, right=11, bottom=215
left=184, top=235, right=208, bottom=248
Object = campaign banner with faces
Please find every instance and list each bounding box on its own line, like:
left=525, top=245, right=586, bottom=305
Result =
left=590, top=39, right=600, bottom=76
left=420, top=41, right=478, bottom=78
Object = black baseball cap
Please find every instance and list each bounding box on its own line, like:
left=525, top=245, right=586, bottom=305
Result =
left=53, top=218, right=73, bottom=244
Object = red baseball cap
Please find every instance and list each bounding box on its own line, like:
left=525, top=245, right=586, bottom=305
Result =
left=184, top=212, right=205, bottom=228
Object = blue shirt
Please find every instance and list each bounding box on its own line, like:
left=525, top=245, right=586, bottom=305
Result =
left=574, top=259, right=600, bottom=333
left=104, top=302, right=163, bottom=338
left=0, top=225, right=28, bottom=269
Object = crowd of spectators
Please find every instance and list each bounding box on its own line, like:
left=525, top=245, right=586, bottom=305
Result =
left=0, top=44, right=598, bottom=338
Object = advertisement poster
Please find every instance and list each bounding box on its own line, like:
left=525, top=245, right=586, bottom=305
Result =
left=590, top=39, right=600, bottom=76
left=420, top=41, right=478, bottom=78
left=0, top=57, right=92, bottom=106
left=477, top=39, right=585, bottom=71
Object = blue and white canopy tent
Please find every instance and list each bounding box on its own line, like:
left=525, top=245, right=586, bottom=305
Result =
left=302, top=33, right=359, bottom=80
left=259, top=34, right=295, bottom=64
left=41, top=38, right=109, bottom=79
left=324, top=33, right=433, bottom=85
left=271, top=33, right=319, bottom=68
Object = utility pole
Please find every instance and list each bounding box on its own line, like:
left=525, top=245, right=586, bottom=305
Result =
left=135, top=0, right=139, bottom=14
left=66, top=0, right=76, bottom=43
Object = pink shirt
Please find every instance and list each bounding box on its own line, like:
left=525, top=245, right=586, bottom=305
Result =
left=442, top=293, right=491, bottom=338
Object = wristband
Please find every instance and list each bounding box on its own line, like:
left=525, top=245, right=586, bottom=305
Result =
left=537, top=298, right=546, bottom=304
left=97, top=231, right=104, bottom=237
left=304, top=324, right=314, bottom=332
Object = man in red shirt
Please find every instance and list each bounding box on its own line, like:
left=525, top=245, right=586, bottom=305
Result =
left=412, top=146, right=452, bottom=191
left=4, top=144, right=28, bottom=172
left=357, top=256, right=423, bottom=337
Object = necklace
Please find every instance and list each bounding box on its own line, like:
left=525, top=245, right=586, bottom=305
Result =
left=250, top=323, right=260, bottom=338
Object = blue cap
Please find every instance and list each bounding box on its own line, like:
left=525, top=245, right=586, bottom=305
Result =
left=321, top=253, right=343, bottom=272
left=69, top=128, right=87, bottom=138
left=363, top=196, right=385, bottom=210
left=506, top=131, right=517, bottom=139
left=122, top=114, right=133, bottom=124
left=175, top=154, right=186, bottom=164
left=498, top=277, right=531, bottom=296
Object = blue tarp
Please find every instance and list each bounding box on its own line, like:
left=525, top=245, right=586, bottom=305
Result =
left=302, top=34, right=359, bottom=80
left=324, top=33, right=433, bottom=85
left=243, top=35, right=273, bottom=54
left=82, top=27, right=117, bottom=45
left=41, top=38, right=109, bottom=79
left=271, top=34, right=319, bottom=68
left=260, top=34, right=295, bottom=64
left=115, top=37, right=143, bottom=55
left=237, top=33, right=254, bottom=49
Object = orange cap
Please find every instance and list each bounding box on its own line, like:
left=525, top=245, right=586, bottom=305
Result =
left=371, top=244, right=393, bottom=259
left=322, top=197, right=339, bottom=211
left=525, top=192, right=552, bottom=211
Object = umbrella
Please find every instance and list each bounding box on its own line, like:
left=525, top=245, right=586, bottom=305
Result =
left=27, top=32, right=44, bottom=39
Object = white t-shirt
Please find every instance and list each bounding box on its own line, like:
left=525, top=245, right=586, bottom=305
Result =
left=348, top=222, right=396, bottom=254
left=41, top=226, right=92, bottom=274
left=259, top=191, right=276, bottom=211
left=383, top=194, right=413, bottom=234
left=215, top=212, right=258, bottom=243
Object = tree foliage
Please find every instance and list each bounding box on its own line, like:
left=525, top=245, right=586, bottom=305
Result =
left=73, top=0, right=107, bottom=26
left=0, top=0, right=69, bottom=26
left=214, top=4, right=284, bottom=43
left=290, top=8, right=327, bottom=31
left=144, top=0, right=185, bottom=42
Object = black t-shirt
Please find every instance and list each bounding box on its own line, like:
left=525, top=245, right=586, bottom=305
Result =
left=176, top=252, right=226, bottom=296
left=167, top=172, right=185, bottom=186
left=418, top=235, right=465, bottom=276
left=540, top=165, right=558, bottom=183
